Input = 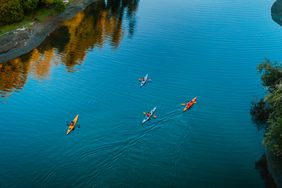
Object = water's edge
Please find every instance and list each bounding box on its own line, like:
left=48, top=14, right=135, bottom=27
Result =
left=0, top=0, right=280, bottom=186
left=0, top=0, right=97, bottom=63
left=267, top=150, right=282, bottom=187
left=265, top=1, right=282, bottom=186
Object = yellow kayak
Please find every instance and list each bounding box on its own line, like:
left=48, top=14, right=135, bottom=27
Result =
left=66, top=114, right=79, bottom=135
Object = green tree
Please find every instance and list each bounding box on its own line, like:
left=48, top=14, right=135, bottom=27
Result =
left=258, top=59, right=282, bottom=90
left=40, top=0, right=55, bottom=6
left=39, top=0, right=65, bottom=12
left=0, top=0, right=24, bottom=24
left=54, top=0, right=66, bottom=12
left=264, top=84, right=282, bottom=156
left=21, top=0, right=39, bottom=13
left=254, top=61, right=282, bottom=157
left=250, top=99, right=271, bottom=128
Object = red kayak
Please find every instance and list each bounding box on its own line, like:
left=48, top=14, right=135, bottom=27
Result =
left=183, top=97, right=197, bottom=112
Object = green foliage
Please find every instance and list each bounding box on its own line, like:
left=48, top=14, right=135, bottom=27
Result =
left=0, top=0, right=66, bottom=27
left=256, top=60, right=282, bottom=157
left=39, top=0, right=65, bottom=12
left=0, top=0, right=24, bottom=24
left=264, top=116, right=282, bottom=157
left=250, top=99, right=271, bottom=128
left=40, top=0, right=55, bottom=6
left=22, top=0, right=39, bottom=13
left=258, top=59, right=282, bottom=90
left=54, top=0, right=66, bottom=12
left=40, top=0, right=63, bottom=6
left=265, top=84, right=282, bottom=108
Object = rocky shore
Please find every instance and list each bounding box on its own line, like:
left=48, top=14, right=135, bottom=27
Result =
left=0, top=0, right=97, bottom=63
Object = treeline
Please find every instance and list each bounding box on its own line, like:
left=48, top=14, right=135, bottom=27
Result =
left=0, top=0, right=65, bottom=25
left=0, top=0, right=140, bottom=97
left=251, top=59, right=282, bottom=157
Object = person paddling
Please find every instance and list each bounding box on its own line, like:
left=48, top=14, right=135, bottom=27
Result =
left=139, top=74, right=151, bottom=87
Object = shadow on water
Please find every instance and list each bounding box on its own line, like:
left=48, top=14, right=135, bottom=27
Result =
left=250, top=98, right=271, bottom=130
left=255, top=155, right=277, bottom=188
left=250, top=91, right=279, bottom=187
left=0, top=0, right=139, bottom=97
left=271, top=0, right=282, bottom=27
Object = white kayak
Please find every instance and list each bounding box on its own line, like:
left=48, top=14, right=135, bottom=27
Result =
left=142, top=106, right=157, bottom=124
left=140, top=73, right=149, bottom=87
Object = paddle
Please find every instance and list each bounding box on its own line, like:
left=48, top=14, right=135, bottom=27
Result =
left=181, top=103, right=186, bottom=106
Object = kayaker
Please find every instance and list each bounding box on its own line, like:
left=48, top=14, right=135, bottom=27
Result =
left=146, top=112, right=150, bottom=117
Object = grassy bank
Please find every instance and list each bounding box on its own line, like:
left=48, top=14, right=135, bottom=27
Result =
left=0, top=7, right=58, bottom=35
left=0, top=0, right=75, bottom=36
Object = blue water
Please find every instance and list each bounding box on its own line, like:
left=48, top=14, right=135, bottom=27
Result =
left=0, top=0, right=281, bottom=187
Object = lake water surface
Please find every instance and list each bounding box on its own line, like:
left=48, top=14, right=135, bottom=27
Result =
left=1, top=0, right=282, bottom=187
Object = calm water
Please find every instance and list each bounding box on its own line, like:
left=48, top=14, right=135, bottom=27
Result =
left=0, top=0, right=281, bottom=187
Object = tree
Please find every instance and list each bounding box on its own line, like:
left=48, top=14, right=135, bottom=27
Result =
left=254, top=61, right=282, bottom=157
left=264, top=84, right=282, bottom=156
left=39, top=0, right=65, bottom=12
left=40, top=0, right=55, bottom=6
left=0, top=0, right=24, bottom=24
left=21, top=0, right=39, bottom=13
left=250, top=99, right=271, bottom=129
left=257, top=59, right=282, bottom=91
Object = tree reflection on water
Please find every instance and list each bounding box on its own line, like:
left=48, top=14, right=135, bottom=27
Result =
left=0, top=0, right=139, bottom=97
left=255, top=155, right=277, bottom=188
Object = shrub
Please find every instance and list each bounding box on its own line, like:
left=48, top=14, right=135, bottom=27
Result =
left=255, top=61, right=282, bottom=157
left=0, top=0, right=24, bottom=24
left=40, top=0, right=65, bottom=12
left=250, top=99, right=271, bottom=128
left=54, top=0, right=66, bottom=12
left=21, top=0, right=39, bottom=13
left=258, top=59, right=282, bottom=91
left=40, top=0, right=56, bottom=6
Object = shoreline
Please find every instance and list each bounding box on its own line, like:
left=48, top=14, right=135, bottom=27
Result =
left=266, top=150, right=282, bottom=187
left=0, top=0, right=281, bottom=186
left=0, top=0, right=97, bottom=63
